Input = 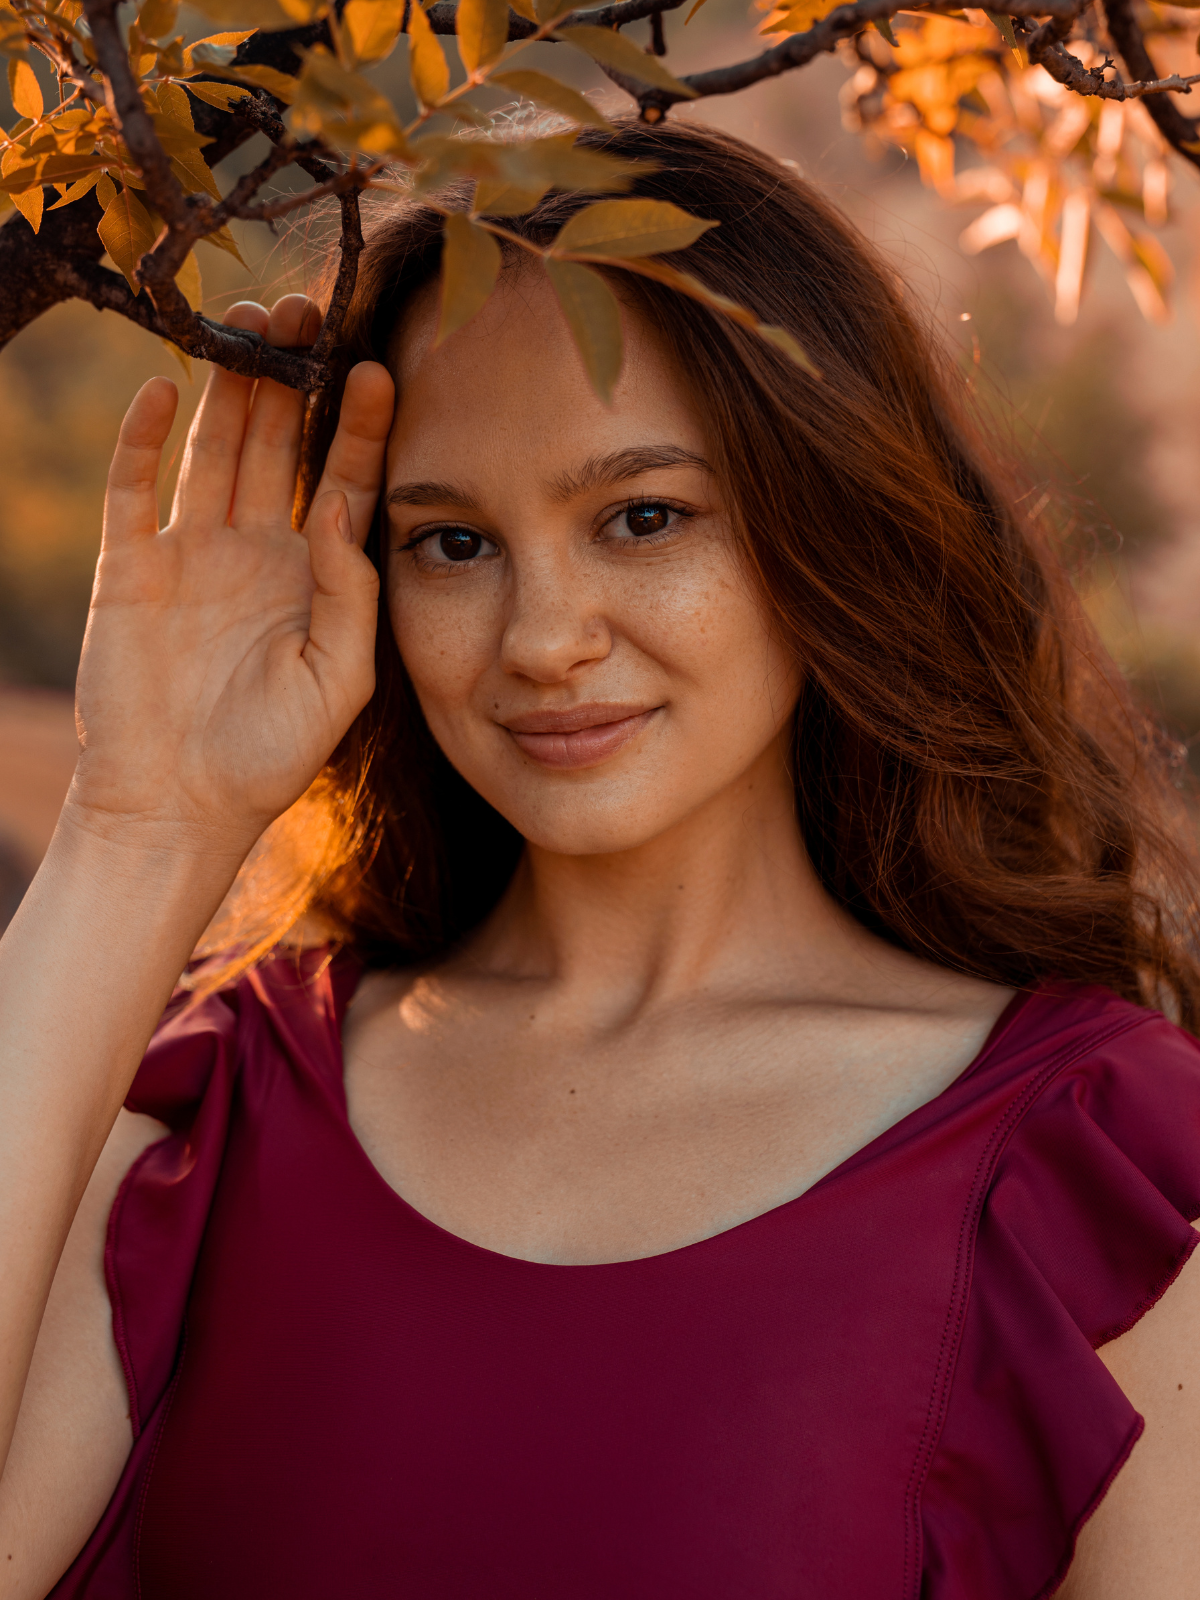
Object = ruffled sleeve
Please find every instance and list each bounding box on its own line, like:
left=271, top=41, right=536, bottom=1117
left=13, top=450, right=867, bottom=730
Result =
left=49, top=976, right=245, bottom=1600
left=921, top=1007, right=1200, bottom=1600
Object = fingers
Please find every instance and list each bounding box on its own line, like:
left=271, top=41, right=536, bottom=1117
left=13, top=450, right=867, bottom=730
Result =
left=170, top=301, right=267, bottom=525
left=103, top=378, right=178, bottom=548
left=229, top=295, right=322, bottom=531
left=306, top=362, right=396, bottom=549
left=303, top=490, right=380, bottom=714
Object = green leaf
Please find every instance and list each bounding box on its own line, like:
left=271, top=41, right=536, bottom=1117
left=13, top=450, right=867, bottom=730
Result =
left=436, top=211, right=502, bottom=343
left=490, top=68, right=611, bottom=128
left=457, top=0, right=508, bottom=74
left=872, top=15, right=897, bottom=45
left=551, top=197, right=715, bottom=258
left=343, top=0, right=404, bottom=63
left=557, top=25, right=697, bottom=97
left=544, top=256, right=623, bottom=404
left=407, top=0, right=449, bottom=106
left=97, top=184, right=159, bottom=292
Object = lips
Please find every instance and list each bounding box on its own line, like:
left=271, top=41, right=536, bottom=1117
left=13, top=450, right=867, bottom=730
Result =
left=501, top=704, right=659, bottom=770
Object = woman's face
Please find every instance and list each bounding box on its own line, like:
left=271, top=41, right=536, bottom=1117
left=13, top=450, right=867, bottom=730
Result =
left=384, top=269, right=801, bottom=857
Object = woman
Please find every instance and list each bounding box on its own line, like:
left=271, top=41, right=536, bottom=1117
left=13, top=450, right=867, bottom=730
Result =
left=0, top=116, right=1198, bottom=1599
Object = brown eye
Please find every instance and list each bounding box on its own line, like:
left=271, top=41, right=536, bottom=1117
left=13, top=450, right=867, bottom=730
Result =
left=624, top=504, right=670, bottom=537
left=438, top=529, right=483, bottom=561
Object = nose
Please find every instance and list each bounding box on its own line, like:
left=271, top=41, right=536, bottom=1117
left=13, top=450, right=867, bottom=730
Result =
left=499, top=547, right=612, bottom=684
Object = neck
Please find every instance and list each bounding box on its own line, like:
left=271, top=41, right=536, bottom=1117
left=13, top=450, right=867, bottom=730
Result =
left=467, top=736, right=863, bottom=1021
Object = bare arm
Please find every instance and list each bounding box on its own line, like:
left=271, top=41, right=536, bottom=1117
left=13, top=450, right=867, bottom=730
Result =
left=0, top=295, right=393, bottom=1518
left=1058, top=1227, right=1200, bottom=1599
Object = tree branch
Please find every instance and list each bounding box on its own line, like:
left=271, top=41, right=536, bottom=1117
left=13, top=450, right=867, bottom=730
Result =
left=631, top=0, right=1082, bottom=114
left=1102, top=0, right=1200, bottom=170
left=81, top=0, right=191, bottom=227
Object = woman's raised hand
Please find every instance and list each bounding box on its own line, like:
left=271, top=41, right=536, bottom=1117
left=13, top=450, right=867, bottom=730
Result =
left=71, top=296, right=395, bottom=857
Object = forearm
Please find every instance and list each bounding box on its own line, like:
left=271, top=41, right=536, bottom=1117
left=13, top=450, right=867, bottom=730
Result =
left=0, top=804, right=249, bottom=1478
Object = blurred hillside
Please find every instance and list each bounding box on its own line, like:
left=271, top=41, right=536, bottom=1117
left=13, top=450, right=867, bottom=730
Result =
left=2, top=0, right=1200, bottom=884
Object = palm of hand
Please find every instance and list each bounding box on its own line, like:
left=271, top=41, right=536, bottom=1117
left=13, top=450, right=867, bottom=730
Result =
left=73, top=298, right=395, bottom=851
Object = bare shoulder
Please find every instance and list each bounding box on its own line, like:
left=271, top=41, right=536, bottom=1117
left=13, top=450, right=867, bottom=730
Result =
left=0, top=1107, right=167, bottom=1600
left=1059, top=1225, right=1200, bottom=1600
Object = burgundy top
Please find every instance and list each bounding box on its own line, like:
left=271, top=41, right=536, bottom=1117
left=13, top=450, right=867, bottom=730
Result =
left=51, top=952, right=1200, bottom=1600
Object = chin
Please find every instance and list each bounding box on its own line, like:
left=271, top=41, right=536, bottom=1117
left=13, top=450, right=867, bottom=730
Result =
left=488, top=788, right=685, bottom=860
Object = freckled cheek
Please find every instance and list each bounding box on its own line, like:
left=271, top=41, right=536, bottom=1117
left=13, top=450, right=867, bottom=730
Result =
left=614, top=563, right=774, bottom=688
left=387, top=584, right=500, bottom=715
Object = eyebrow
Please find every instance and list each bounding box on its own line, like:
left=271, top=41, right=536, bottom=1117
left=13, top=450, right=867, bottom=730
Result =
left=547, top=445, right=711, bottom=503
left=384, top=445, right=712, bottom=517
left=385, top=481, right=483, bottom=512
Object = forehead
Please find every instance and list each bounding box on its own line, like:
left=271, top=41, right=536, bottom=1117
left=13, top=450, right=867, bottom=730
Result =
left=386, top=268, right=707, bottom=481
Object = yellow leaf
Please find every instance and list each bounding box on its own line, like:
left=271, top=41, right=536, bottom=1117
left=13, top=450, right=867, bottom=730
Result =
left=509, top=0, right=536, bottom=17
left=622, top=256, right=819, bottom=375
left=182, top=29, right=256, bottom=71
left=160, top=338, right=194, bottom=380
left=684, top=0, right=707, bottom=20
left=155, top=79, right=193, bottom=123
left=11, top=180, right=43, bottom=232
left=197, top=221, right=248, bottom=267
left=344, top=0, right=404, bottom=63
left=97, top=185, right=158, bottom=292
left=490, top=68, right=611, bottom=128
left=212, top=62, right=298, bottom=101
left=0, top=1, right=28, bottom=60
left=137, top=0, right=179, bottom=40
left=176, top=248, right=202, bottom=309
left=551, top=197, right=715, bottom=258
left=407, top=0, right=449, bottom=106
left=456, top=0, right=508, bottom=75
left=534, top=0, right=574, bottom=21
left=170, top=150, right=221, bottom=200
left=150, top=113, right=212, bottom=152
left=473, top=177, right=548, bottom=214
left=185, top=0, right=313, bottom=27
left=291, top=45, right=407, bottom=149
left=48, top=169, right=99, bottom=206
left=544, top=257, right=622, bottom=404
left=500, top=132, right=643, bottom=194
left=436, top=211, right=502, bottom=343
left=96, top=171, right=116, bottom=208
left=182, top=79, right=253, bottom=110
left=556, top=25, right=697, bottom=97
left=8, top=57, right=42, bottom=120
left=758, top=323, right=818, bottom=375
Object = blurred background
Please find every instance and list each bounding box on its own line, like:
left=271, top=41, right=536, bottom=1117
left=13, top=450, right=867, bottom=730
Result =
left=3, top=0, right=1200, bottom=927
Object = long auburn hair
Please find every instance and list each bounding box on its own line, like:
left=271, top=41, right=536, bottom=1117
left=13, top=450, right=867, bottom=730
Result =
left=202, top=114, right=1200, bottom=1027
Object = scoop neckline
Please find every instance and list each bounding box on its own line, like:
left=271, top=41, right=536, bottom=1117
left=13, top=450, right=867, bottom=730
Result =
left=325, top=961, right=1038, bottom=1273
